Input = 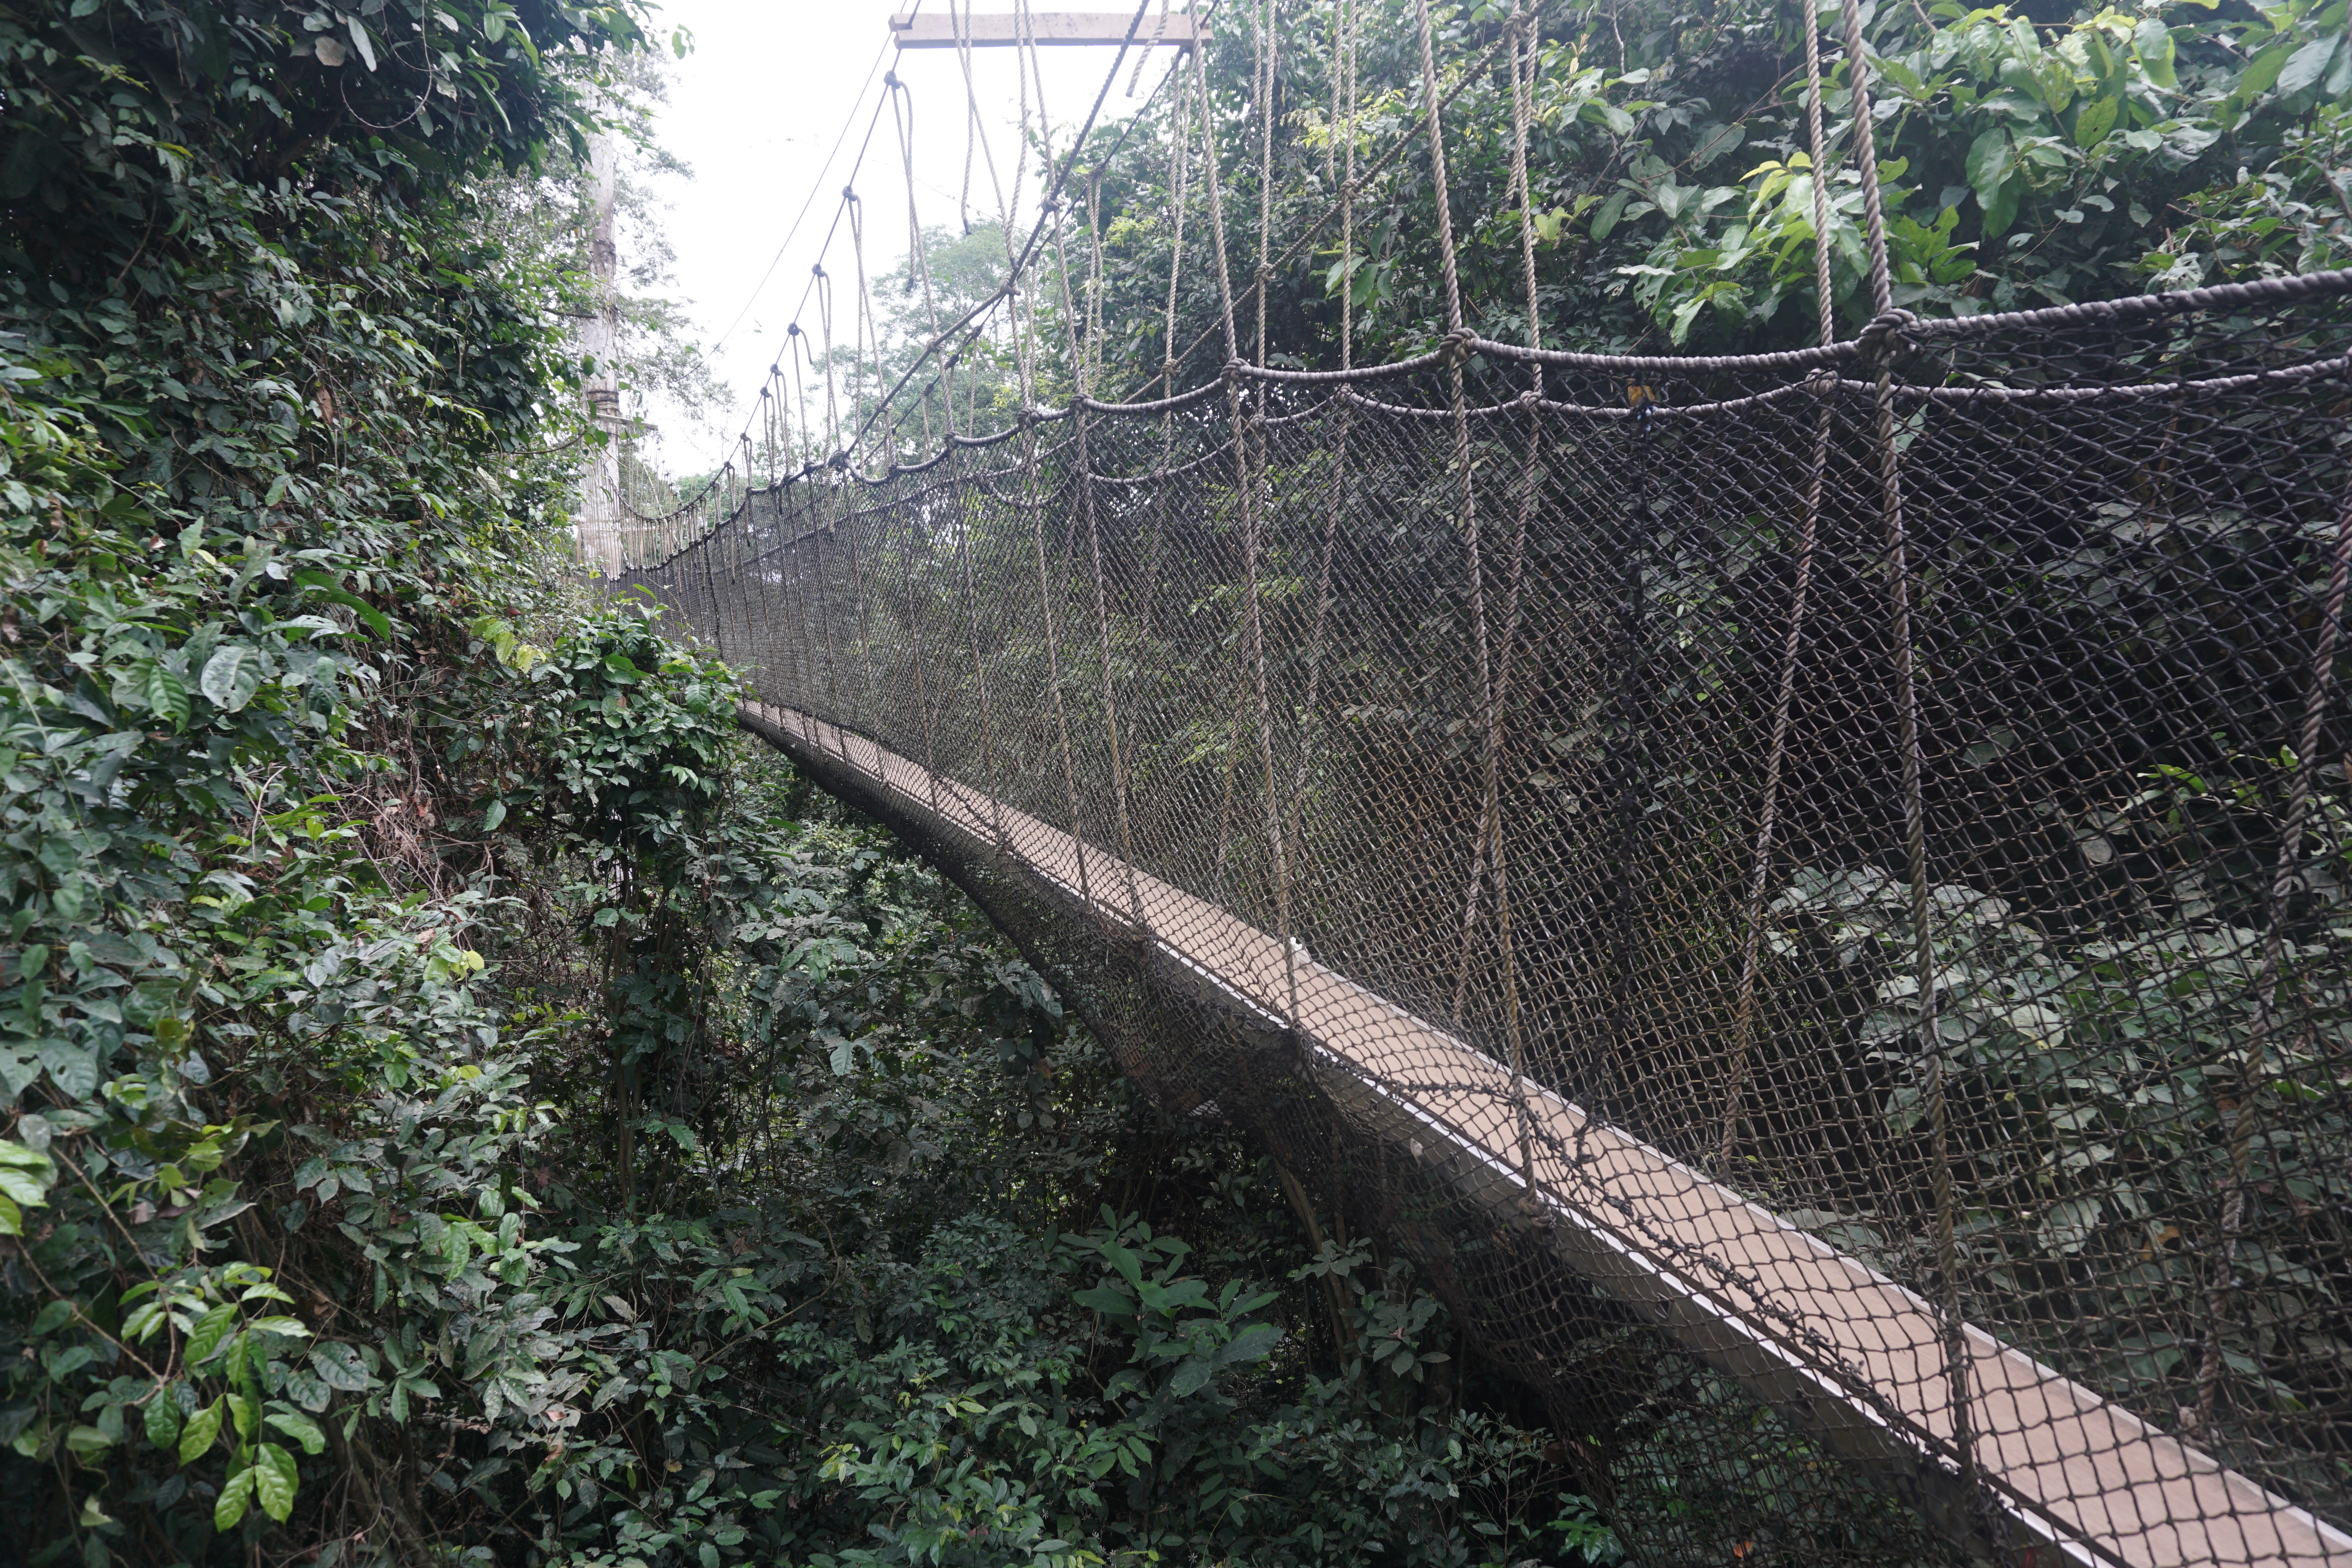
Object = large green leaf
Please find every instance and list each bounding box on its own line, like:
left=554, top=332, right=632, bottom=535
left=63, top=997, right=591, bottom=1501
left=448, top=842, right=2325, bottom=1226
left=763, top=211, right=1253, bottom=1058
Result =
left=1964, top=128, right=2010, bottom=204
left=138, top=660, right=189, bottom=727
left=2277, top=34, right=2342, bottom=98
left=310, top=1341, right=374, bottom=1391
left=2072, top=95, right=2119, bottom=150
left=2132, top=17, right=2177, bottom=87
left=254, top=1441, right=300, bottom=1521
left=263, top=1407, right=326, bottom=1455
left=2239, top=40, right=2295, bottom=97
left=178, top=1398, right=223, bottom=1463
left=214, top=1465, right=254, bottom=1532
left=200, top=644, right=265, bottom=713
left=1588, top=189, right=1630, bottom=241
left=144, top=1392, right=183, bottom=1450
left=185, top=1302, right=238, bottom=1366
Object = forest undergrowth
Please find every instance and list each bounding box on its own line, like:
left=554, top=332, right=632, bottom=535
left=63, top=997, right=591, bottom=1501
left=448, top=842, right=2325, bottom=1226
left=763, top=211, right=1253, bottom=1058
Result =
left=0, top=6, right=1624, bottom=1561
left=9, top=0, right=2352, bottom=1561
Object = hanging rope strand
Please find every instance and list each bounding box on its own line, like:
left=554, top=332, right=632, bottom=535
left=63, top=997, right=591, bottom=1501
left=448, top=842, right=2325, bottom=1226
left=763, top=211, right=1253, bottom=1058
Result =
left=1416, top=0, right=1509, bottom=1116
left=1721, top=0, right=1840, bottom=1171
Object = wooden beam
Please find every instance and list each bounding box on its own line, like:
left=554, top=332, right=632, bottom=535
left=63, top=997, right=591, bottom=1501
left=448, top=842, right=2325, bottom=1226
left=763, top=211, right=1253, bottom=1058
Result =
left=888, top=11, right=1204, bottom=49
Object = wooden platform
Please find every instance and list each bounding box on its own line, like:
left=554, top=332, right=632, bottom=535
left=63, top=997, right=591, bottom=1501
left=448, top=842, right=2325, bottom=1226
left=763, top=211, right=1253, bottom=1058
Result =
left=741, top=699, right=2352, bottom=1568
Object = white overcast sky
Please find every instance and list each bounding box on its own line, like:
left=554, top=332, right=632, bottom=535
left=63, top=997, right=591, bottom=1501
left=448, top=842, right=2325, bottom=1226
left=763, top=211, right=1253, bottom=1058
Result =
left=634, top=2, right=1196, bottom=474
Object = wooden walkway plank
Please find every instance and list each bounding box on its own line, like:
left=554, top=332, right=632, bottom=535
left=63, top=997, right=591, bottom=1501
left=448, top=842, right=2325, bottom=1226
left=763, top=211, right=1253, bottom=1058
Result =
left=743, top=701, right=2352, bottom=1568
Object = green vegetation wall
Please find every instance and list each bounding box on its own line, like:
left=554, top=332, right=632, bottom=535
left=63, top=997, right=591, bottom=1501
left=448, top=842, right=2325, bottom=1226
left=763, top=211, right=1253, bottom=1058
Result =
left=0, top=6, right=1631, bottom=1566
left=1039, top=0, right=2352, bottom=397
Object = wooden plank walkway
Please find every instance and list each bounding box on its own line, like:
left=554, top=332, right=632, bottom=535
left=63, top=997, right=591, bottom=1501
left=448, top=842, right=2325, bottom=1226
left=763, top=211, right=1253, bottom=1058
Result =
left=742, top=699, right=2352, bottom=1568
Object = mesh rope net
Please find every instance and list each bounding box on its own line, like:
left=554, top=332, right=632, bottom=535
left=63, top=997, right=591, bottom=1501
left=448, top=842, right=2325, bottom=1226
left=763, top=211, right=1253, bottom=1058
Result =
left=619, top=274, right=2352, bottom=1565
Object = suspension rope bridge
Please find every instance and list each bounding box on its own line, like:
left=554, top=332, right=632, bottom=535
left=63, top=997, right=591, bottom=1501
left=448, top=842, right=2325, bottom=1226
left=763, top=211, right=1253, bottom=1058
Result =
left=604, top=3, right=2352, bottom=1562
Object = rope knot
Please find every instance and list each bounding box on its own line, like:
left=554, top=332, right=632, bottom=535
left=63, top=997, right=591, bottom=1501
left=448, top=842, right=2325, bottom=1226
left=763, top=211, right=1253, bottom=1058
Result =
left=1255, top=262, right=1275, bottom=285
left=1858, top=308, right=1919, bottom=365
left=1438, top=327, right=1478, bottom=368
left=1221, top=358, right=1247, bottom=386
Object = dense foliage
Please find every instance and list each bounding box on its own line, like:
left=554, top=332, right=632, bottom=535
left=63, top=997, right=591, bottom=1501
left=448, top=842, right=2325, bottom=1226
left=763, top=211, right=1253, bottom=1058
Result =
left=12, top=0, right=2350, bottom=1561
left=1038, top=0, right=2352, bottom=398
left=0, top=2, right=1630, bottom=1563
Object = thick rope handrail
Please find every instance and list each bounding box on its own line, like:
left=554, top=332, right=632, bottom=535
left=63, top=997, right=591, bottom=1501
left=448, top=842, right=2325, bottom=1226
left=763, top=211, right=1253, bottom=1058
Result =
left=631, top=264, right=2352, bottom=561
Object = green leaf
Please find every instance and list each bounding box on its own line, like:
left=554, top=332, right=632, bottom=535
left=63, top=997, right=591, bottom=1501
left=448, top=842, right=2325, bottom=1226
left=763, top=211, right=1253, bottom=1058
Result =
left=179, top=1398, right=223, bottom=1463
left=254, top=1441, right=299, bottom=1521
left=215, top=1464, right=254, bottom=1532
left=1981, top=175, right=2023, bottom=240
left=144, top=1394, right=183, bottom=1450
left=1072, top=1285, right=1136, bottom=1315
left=2277, top=34, right=2340, bottom=97
left=263, top=1407, right=326, bottom=1456
left=1213, top=1323, right=1285, bottom=1366
left=39, top=1043, right=98, bottom=1102
left=2132, top=18, right=2177, bottom=87
left=2240, top=41, right=2294, bottom=97
left=310, top=1342, right=373, bottom=1392
left=1688, top=122, right=1745, bottom=169
left=185, top=1303, right=237, bottom=1366
left=1965, top=128, right=2010, bottom=202
left=292, top=571, right=392, bottom=638
left=200, top=645, right=265, bottom=713
left=0, top=1166, right=49, bottom=1208
left=1166, top=1358, right=1214, bottom=1399
left=0, top=1192, right=19, bottom=1236
left=1588, top=189, right=1630, bottom=242
left=481, top=798, right=507, bottom=832
left=2072, top=95, right=2119, bottom=150
left=139, top=661, right=190, bottom=728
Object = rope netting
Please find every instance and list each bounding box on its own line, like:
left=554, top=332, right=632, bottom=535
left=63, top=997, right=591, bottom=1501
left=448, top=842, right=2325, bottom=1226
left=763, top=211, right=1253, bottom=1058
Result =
left=604, top=4, right=2352, bottom=1563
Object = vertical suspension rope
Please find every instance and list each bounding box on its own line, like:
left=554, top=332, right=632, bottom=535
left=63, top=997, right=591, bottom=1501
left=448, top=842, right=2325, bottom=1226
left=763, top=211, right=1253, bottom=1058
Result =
left=1721, top=0, right=1840, bottom=1170
left=1416, top=0, right=1510, bottom=1111
left=1489, top=3, right=1543, bottom=1197
left=1836, top=0, right=1971, bottom=1504
left=886, top=77, right=949, bottom=827
left=1053, top=166, right=1151, bottom=933
left=1236, top=0, right=1300, bottom=1027
left=1191, top=29, right=1256, bottom=915
left=1002, top=12, right=1091, bottom=912
left=1252, top=0, right=1278, bottom=370
left=1281, top=0, right=1358, bottom=1015
left=2201, top=479, right=2352, bottom=1429
left=812, top=278, right=853, bottom=768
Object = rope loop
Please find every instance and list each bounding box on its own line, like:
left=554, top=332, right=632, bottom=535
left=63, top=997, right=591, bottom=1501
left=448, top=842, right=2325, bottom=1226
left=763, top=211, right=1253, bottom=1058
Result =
left=1858, top=307, right=1919, bottom=366
left=1439, top=325, right=1478, bottom=367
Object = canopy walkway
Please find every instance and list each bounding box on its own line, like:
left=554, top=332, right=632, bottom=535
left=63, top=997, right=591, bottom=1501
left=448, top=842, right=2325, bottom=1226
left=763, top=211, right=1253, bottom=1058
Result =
left=604, top=2, right=2352, bottom=1563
